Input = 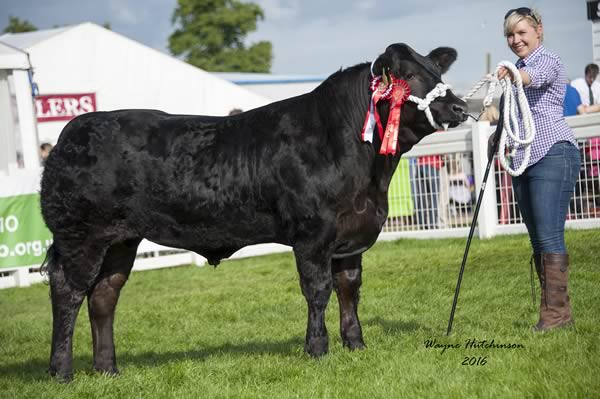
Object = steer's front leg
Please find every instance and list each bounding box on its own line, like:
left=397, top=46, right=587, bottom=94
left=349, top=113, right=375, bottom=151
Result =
left=293, top=238, right=335, bottom=357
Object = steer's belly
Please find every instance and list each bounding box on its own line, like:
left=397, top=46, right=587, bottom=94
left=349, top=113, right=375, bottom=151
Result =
left=140, top=209, right=284, bottom=264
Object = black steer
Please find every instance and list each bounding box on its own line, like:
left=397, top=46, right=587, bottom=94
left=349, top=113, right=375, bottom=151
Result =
left=41, top=43, right=467, bottom=381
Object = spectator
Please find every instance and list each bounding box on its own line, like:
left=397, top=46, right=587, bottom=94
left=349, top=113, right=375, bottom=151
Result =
left=480, top=105, right=500, bottom=124
left=411, top=153, right=443, bottom=229
left=16, top=151, right=24, bottom=168
left=563, top=81, right=582, bottom=117
left=571, top=63, right=600, bottom=106
left=40, top=142, right=53, bottom=166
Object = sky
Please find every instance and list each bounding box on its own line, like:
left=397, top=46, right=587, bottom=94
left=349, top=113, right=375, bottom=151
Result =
left=0, top=0, right=592, bottom=92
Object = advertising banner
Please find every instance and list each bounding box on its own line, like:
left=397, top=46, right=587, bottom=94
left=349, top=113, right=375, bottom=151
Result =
left=588, top=1, right=600, bottom=21
left=35, top=93, right=97, bottom=123
left=0, top=192, right=52, bottom=269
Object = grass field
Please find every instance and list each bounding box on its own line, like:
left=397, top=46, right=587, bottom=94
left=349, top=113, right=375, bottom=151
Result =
left=1, top=229, right=599, bottom=398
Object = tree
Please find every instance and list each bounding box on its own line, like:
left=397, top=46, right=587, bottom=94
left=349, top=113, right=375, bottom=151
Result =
left=169, top=0, right=272, bottom=73
left=3, top=16, right=37, bottom=33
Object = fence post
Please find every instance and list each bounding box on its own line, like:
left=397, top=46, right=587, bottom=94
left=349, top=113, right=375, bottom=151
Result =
left=471, top=121, right=497, bottom=239
left=13, top=69, right=40, bottom=169
left=15, top=267, right=31, bottom=287
left=191, top=252, right=206, bottom=267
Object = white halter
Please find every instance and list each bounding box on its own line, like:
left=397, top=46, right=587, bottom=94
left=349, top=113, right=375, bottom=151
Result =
left=370, top=60, right=452, bottom=131
left=407, top=84, right=452, bottom=131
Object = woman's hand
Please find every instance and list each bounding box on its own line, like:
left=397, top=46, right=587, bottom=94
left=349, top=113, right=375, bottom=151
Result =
left=497, top=66, right=514, bottom=82
left=497, top=67, right=531, bottom=86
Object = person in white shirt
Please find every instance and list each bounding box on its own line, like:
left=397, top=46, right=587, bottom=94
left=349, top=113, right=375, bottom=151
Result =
left=571, top=63, right=600, bottom=106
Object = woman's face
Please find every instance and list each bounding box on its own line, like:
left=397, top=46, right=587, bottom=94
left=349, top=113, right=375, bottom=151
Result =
left=506, top=19, right=542, bottom=59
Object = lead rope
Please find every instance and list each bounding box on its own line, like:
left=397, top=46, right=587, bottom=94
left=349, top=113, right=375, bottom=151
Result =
left=461, top=61, right=536, bottom=177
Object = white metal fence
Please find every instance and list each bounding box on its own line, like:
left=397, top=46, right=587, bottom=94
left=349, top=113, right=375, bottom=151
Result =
left=2, top=114, right=600, bottom=289
left=381, top=112, right=600, bottom=240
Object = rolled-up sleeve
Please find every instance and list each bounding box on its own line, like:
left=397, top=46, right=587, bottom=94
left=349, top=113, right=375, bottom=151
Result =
left=521, top=54, right=559, bottom=89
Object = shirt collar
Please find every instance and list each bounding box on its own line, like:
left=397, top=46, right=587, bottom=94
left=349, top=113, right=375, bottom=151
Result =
left=516, top=44, right=544, bottom=68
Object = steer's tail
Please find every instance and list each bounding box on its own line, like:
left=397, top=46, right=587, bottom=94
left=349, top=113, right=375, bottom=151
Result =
left=40, top=244, right=59, bottom=282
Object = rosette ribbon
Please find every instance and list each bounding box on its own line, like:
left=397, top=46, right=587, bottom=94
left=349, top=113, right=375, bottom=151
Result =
left=361, top=74, right=411, bottom=155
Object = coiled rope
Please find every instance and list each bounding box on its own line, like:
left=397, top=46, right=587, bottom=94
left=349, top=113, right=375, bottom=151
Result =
left=461, top=61, right=536, bottom=177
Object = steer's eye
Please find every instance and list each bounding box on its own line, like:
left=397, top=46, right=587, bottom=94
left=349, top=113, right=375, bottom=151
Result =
left=405, top=73, right=415, bottom=81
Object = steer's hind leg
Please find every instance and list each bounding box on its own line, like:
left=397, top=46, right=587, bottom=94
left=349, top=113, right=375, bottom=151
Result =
left=87, top=239, right=141, bottom=375
left=293, top=236, right=335, bottom=357
left=332, top=254, right=365, bottom=350
left=47, top=240, right=108, bottom=382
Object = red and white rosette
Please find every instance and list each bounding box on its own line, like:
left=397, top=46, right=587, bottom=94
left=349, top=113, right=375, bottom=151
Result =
left=360, top=74, right=411, bottom=155
left=379, top=78, right=410, bottom=155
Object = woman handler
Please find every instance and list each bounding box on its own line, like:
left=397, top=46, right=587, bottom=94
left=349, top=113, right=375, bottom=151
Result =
left=491, top=7, right=580, bottom=331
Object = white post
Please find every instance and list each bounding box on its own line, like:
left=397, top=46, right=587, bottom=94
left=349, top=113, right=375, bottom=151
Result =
left=15, top=267, right=31, bottom=287
left=471, top=121, right=497, bottom=239
left=0, top=70, right=17, bottom=175
left=191, top=252, right=206, bottom=267
left=12, top=69, right=40, bottom=169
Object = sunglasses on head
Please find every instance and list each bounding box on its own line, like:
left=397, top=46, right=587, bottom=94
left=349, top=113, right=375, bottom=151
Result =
left=504, top=7, right=539, bottom=24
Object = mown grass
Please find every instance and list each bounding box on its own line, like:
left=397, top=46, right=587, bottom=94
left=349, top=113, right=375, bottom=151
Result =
left=1, top=229, right=599, bottom=398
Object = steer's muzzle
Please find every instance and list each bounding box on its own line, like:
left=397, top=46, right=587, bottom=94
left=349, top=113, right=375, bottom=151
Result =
left=452, top=103, right=468, bottom=120
left=430, top=94, right=468, bottom=128
left=448, top=100, right=468, bottom=127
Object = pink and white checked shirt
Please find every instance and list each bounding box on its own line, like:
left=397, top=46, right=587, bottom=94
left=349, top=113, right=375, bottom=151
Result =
left=509, top=45, right=577, bottom=169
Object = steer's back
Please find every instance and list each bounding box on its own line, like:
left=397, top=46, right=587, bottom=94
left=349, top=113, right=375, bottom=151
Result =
left=41, top=109, right=286, bottom=253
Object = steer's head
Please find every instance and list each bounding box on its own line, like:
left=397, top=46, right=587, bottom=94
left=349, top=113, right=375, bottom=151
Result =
left=372, top=43, right=467, bottom=136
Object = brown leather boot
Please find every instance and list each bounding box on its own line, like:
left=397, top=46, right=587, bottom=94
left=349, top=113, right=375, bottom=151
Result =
left=534, top=253, right=573, bottom=331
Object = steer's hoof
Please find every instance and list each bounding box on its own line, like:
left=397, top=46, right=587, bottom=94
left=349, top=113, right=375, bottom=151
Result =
left=341, top=324, right=365, bottom=350
left=48, top=367, right=73, bottom=383
left=94, top=365, right=120, bottom=377
left=342, top=336, right=366, bottom=351
left=305, top=336, right=329, bottom=357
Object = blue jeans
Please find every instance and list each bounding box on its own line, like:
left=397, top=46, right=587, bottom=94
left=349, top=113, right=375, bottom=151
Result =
left=512, top=141, right=581, bottom=254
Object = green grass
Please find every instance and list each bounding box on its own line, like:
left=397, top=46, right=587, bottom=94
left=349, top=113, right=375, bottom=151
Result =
left=1, top=229, right=599, bottom=398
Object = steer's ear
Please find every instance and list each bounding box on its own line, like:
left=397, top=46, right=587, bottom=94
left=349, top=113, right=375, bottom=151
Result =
left=427, top=47, right=457, bottom=74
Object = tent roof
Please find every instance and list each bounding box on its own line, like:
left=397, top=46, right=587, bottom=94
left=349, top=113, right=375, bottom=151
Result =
left=214, top=72, right=326, bottom=85
left=0, top=41, right=29, bottom=69
left=1, top=22, right=271, bottom=124
left=0, top=26, right=71, bottom=50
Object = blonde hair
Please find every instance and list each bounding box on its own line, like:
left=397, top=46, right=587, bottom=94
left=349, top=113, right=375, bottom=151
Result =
left=503, top=9, right=543, bottom=42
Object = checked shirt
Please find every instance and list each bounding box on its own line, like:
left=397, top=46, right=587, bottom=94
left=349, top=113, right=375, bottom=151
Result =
left=509, top=45, right=577, bottom=170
